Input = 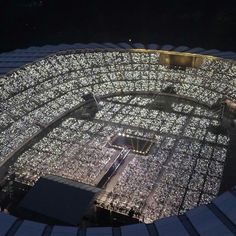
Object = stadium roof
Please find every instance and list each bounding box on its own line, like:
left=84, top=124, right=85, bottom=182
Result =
left=0, top=186, right=236, bottom=235
left=0, top=42, right=236, bottom=76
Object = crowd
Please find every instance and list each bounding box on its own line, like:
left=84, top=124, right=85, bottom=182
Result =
left=0, top=51, right=234, bottom=165
left=8, top=118, right=117, bottom=186
left=101, top=156, right=162, bottom=217
left=63, top=98, right=228, bottom=222
left=5, top=97, right=228, bottom=221
left=97, top=110, right=225, bottom=222
left=0, top=50, right=234, bottom=222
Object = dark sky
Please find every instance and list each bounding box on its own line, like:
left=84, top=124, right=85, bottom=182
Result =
left=0, top=0, right=236, bottom=53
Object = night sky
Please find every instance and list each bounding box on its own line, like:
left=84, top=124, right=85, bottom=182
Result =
left=0, top=0, right=236, bottom=53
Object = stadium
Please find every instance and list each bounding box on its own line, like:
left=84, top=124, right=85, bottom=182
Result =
left=0, top=43, right=236, bottom=235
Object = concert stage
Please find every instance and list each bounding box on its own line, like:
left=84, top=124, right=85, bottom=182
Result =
left=109, top=133, right=154, bottom=155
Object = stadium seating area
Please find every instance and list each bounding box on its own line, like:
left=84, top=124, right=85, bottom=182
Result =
left=8, top=97, right=228, bottom=222
left=1, top=50, right=235, bottom=165
left=0, top=45, right=236, bottom=234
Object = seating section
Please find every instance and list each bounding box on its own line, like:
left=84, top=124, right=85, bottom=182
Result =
left=7, top=98, right=227, bottom=222
left=0, top=45, right=236, bottom=235
left=1, top=48, right=235, bottom=170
